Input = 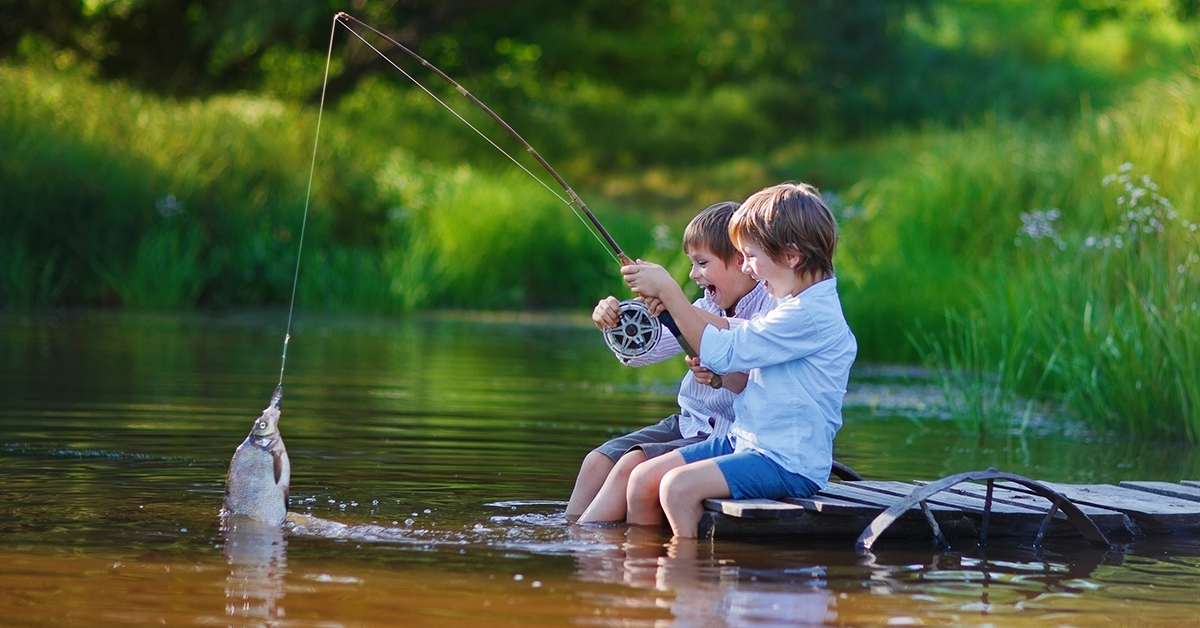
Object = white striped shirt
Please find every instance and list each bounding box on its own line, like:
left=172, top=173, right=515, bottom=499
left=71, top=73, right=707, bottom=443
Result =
left=611, top=282, right=772, bottom=438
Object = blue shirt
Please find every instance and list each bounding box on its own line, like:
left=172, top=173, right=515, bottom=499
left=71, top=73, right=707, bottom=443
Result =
left=615, top=282, right=772, bottom=438
left=699, top=278, right=856, bottom=489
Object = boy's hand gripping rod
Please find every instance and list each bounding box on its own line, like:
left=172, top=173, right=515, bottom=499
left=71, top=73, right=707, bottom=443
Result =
left=334, top=13, right=720, bottom=388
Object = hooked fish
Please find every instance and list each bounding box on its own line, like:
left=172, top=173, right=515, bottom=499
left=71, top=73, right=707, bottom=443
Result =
left=222, top=386, right=290, bottom=526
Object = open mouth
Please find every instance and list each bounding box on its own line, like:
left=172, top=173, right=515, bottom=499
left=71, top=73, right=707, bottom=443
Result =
left=703, top=285, right=717, bottom=298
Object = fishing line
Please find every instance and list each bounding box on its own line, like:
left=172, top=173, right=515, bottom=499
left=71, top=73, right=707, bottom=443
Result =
left=278, top=15, right=698, bottom=371
left=278, top=14, right=340, bottom=388
left=334, top=14, right=620, bottom=265
left=332, top=14, right=710, bottom=369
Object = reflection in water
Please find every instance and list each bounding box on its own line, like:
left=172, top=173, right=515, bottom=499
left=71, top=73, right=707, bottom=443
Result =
left=8, top=311, right=1200, bottom=626
left=862, top=544, right=1115, bottom=599
left=573, top=527, right=834, bottom=627
left=663, top=541, right=833, bottom=627
left=222, top=515, right=287, bottom=622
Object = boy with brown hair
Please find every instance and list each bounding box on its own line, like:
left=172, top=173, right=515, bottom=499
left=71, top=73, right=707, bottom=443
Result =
left=566, top=201, right=771, bottom=523
left=621, top=182, right=857, bottom=537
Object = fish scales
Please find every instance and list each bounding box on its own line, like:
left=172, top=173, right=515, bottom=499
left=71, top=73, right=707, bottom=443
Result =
left=223, top=386, right=291, bottom=526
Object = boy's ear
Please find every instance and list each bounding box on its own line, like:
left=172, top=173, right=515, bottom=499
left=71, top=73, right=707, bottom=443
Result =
left=784, top=243, right=803, bottom=270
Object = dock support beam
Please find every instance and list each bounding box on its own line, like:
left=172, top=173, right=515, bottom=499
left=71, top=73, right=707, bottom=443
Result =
left=856, top=468, right=1111, bottom=552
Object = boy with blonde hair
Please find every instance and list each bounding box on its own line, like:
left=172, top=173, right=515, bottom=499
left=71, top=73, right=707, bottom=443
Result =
left=622, top=182, right=857, bottom=538
left=566, top=201, right=771, bottom=523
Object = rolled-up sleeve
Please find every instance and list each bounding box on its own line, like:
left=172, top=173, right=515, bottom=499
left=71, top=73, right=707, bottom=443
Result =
left=699, top=324, right=737, bottom=375
left=701, top=297, right=824, bottom=374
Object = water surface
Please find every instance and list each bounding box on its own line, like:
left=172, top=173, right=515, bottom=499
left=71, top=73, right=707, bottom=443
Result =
left=2, top=310, right=1200, bottom=626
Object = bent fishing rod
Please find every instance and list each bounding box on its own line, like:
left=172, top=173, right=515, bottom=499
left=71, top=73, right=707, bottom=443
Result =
left=333, top=13, right=719, bottom=385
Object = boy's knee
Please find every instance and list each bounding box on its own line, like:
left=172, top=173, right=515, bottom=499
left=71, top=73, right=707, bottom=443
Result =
left=658, top=467, right=689, bottom=506
left=627, top=463, right=649, bottom=489
left=580, top=450, right=614, bottom=476
left=627, top=464, right=657, bottom=501
left=612, top=450, right=647, bottom=476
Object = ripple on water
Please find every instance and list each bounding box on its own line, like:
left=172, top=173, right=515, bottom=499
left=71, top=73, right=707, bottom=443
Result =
left=286, top=500, right=627, bottom=556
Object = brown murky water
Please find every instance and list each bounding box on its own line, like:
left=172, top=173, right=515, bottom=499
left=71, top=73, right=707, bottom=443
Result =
left=3, top=310, right=1200, bottom=626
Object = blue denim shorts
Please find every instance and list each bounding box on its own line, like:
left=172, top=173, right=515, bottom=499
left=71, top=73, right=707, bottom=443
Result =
left=677, top=436, right=820, bottom=500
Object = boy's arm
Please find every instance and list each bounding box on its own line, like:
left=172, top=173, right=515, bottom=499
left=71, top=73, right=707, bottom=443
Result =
left=622, top=261, right=725, bottom=353
left=714, top=370, right=748, bottom=393
left=687, top=356, right=748, bottom=392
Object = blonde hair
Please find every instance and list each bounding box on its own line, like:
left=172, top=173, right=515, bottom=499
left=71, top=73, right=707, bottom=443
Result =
left=682, top=201, right=740, bottom=265
left=729, top=182, right=837, bottom=278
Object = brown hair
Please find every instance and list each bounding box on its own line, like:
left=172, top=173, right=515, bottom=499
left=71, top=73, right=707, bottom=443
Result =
left=729, top=182, right=837, bottom=278
left=682, top=201, right=740, bottom=265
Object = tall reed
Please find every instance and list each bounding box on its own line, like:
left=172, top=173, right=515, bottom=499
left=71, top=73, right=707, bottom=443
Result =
left=1003, top=165, right=1200, bottom=439
left=868, top=75, right=1200, bottom=439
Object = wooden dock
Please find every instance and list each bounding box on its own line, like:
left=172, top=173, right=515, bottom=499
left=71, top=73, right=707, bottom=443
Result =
left=699, top=469, right=1200, bottom=549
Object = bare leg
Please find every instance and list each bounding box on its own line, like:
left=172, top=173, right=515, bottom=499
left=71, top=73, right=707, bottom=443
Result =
left=566, top=450, right=616, bottom=520
left=625, top=451, right=686, bottom=527
left=578, top=449, right=647, bottom=523
left=659, top=460, right=730, bottom=538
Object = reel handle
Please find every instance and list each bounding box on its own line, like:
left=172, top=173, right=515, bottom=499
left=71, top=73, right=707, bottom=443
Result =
left=614, top=257, right=721, bottom=389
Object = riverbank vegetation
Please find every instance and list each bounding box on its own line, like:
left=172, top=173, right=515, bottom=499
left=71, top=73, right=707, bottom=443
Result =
left=2, top=0, right=1199, bottom=439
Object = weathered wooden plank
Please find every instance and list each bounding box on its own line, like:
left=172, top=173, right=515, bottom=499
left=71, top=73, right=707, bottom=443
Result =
left=701, top=498, right=978, bottom=541
left=854, top=480, right=1046, bottom=515
left=791, top=493, right=886, bottom=516
left=817, top=482, right=957, bottom=512
left=699, top=477, right=1200, bottom=541
left=702, top=498, right=805, bottom=519
left=812, top=482, right=1006, bottom=543
left=1120, top=481, right=1200, bottom=503
left=1000, top=482, right=1200, bottom=529
left=698, top=509, right=931, bottom=540
left=859, top=480, right=1132, bottom=540
left=916, top=480, right=1132, bottom=537
left=699, top=511, right=814, bottom=539
left=916, top=480, right=1128, bottom=523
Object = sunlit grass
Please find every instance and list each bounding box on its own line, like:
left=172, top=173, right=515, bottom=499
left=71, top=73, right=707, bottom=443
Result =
left=858, top=88, right=1200, bottom=439
left=0, top=64, right=652, bottom=312
left=839, top=74, right=1200, bottom=359
left=3, top=21, right=1200, bottom=440
left=1004, top=164, right=1200, bottom=440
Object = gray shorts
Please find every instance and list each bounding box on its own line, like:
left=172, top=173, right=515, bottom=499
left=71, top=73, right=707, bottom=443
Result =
left=594, top=414, right=708, bottom=462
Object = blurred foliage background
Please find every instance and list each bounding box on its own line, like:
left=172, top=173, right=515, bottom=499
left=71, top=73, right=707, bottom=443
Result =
left=2, top=0, right=1200, bottom=436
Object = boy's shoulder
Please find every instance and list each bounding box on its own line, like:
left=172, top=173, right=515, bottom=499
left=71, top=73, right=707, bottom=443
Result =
left=789, top=278, right=850, bottom=327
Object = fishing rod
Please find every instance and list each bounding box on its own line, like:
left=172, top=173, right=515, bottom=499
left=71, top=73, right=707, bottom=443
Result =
left=333, top=13, right=720, bottom=385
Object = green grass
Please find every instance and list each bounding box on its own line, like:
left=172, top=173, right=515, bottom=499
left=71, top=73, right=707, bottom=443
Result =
left=90, top=220, right=208, bottom=309
left=847, top=76, right=1200, bottom=439
left=0, top=64, right=651, bottom=312
left=3, top=3, right=1200, bottom=441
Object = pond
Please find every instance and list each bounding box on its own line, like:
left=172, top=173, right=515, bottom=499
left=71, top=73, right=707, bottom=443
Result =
left=2, top=310, right=1200, bottom=626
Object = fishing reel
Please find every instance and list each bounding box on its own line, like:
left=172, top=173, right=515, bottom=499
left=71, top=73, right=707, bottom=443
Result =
left=603, top=299, right=662, bottom=359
